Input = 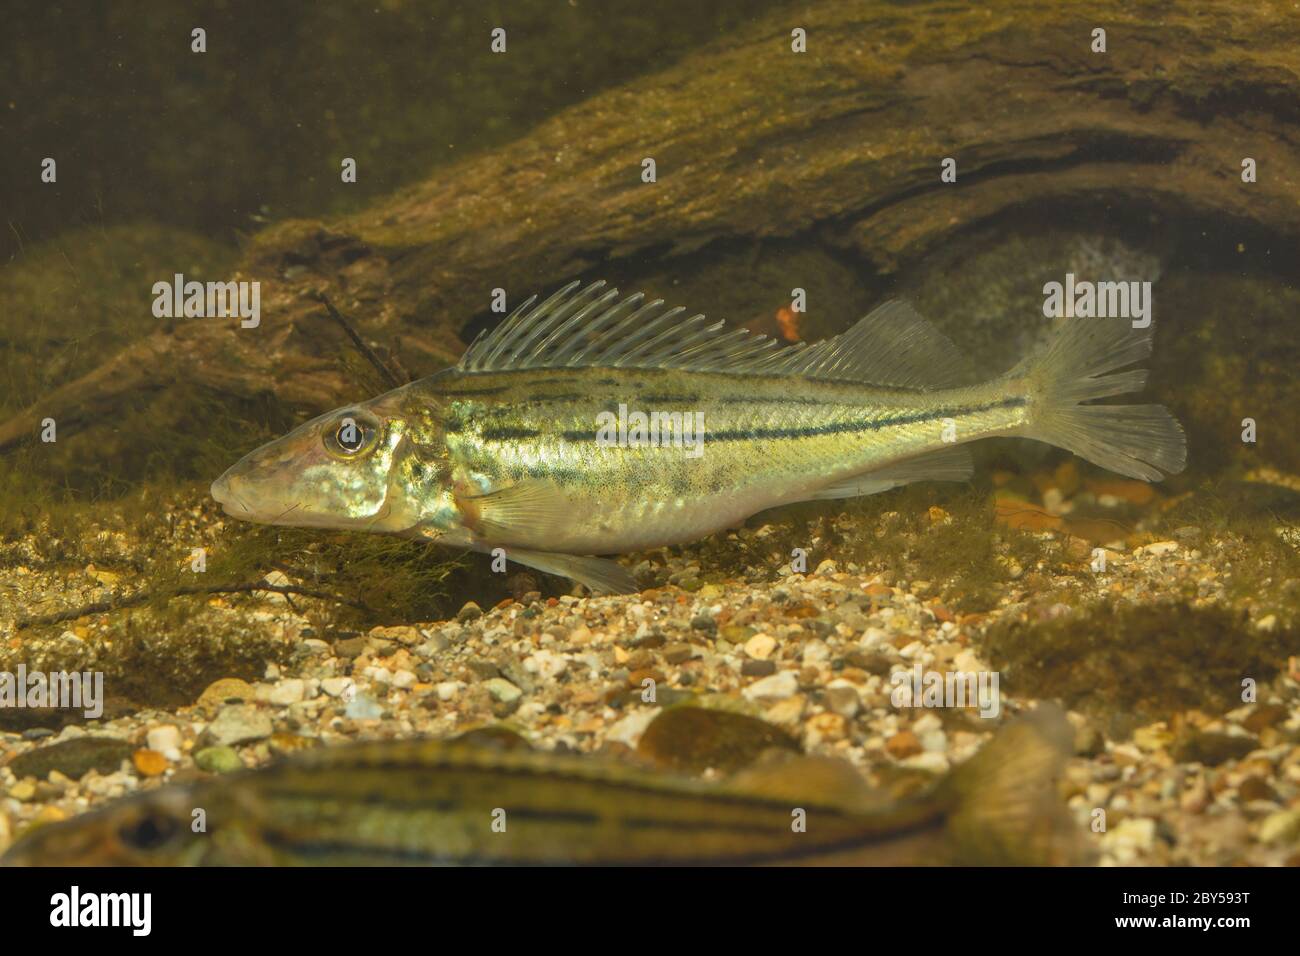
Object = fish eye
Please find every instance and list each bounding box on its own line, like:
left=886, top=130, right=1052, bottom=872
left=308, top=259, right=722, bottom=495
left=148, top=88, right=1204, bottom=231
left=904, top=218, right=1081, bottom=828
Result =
left=117, top=812, right=181, bottom=852
left=323, top=410, right=380, bottom=460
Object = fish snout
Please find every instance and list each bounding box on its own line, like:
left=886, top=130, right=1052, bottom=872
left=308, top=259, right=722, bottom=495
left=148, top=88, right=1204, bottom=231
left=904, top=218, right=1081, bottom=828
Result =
left=210, top=466, right=254, bottom=517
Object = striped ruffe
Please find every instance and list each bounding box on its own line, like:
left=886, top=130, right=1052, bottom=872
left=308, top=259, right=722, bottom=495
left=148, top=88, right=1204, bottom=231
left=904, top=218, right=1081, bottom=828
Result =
left=210, top=280, right=1185, bottom=593
left=0, top=706, right=1083, bottom=866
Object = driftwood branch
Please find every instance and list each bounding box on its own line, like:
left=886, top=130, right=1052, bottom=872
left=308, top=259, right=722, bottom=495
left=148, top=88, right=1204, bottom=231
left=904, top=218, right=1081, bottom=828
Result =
left=3, top=0, right=1299, bottom=450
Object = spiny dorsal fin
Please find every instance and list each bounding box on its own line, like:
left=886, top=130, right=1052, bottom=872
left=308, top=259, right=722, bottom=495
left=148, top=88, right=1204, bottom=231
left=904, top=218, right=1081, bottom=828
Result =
left=458, top=280, right=974, bottom=387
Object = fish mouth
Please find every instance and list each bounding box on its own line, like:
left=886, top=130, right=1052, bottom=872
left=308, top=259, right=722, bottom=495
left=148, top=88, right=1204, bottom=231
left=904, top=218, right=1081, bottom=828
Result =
left=210, top=472, right=254, bottom=517
left=209, top=470, right=396, bottom=530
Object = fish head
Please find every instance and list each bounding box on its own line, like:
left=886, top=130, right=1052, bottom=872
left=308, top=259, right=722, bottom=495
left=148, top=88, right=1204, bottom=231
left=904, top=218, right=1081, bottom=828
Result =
left=0, top=785, right=220, bottom=866
left=211, top=385, right=430, bottom=533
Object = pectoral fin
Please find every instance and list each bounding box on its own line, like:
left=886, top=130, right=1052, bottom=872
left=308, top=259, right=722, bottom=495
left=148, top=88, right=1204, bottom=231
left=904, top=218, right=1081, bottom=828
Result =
left=455, top=478, right=573, bottom=542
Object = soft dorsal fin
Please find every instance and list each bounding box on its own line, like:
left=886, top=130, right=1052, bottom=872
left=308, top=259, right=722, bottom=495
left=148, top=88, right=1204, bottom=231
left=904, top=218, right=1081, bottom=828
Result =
left=744, top=300, right=976, bottom=388
left=458, top=280, right=974, bottom=388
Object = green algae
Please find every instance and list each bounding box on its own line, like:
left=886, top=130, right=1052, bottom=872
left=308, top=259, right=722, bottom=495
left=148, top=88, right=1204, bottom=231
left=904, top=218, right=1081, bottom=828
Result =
left=1155, top=479, right=1300, bottom=614
left=840, top=483, right=1072, bottom=613
left=978, top=601, right=1300, bottom=722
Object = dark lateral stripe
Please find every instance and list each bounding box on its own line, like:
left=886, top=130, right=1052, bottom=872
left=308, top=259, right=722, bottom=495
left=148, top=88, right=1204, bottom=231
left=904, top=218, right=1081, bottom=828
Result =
left=269, top=756, right=856, bottom=818
left=526, top=392, right=587, bottom=402
left=255, top=811, right=944, bottom=866
left=480, top=426, right=544, bottom=441
left=438, top=385, right=511, bottom=397
left=619, top=815, right=787, bottom=836
left=713, top=394, right=822, bottom=406
left=708, top=396, right=1025, bottom=441
left=637, top=393, right=701, bottom=404
left=550, top=397, right=1025, bottom=444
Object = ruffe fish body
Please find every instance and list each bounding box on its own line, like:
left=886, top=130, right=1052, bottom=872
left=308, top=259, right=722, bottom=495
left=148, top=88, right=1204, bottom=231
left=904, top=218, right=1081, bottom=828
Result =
left=210, top=281, right=1185, bottom=592
left=1, top=707, right=1082, bottom=866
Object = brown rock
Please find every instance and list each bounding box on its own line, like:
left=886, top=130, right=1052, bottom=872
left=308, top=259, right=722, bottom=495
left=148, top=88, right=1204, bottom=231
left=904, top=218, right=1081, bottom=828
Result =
left=662, top=643, right=695, bottom=665
left=1237, top=776, right=1277, bottom=804
left=637, top=706, right=799, bottom=773
left=1242, top=704, right=1289, bottom=734
left=886, top=730, right=922, bottom=759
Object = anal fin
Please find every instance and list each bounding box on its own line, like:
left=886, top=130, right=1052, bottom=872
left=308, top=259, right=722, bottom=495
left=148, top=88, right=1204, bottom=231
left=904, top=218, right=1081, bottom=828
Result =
left=504, top=547, right=638, bottom=596
left=804, top=446, right=973, bottom=501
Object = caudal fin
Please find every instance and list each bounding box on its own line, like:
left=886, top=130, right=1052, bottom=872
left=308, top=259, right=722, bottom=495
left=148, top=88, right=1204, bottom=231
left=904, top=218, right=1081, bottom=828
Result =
left=1014, top=315, right=1186, bottom=481
left=940, top=705, right=1087, bottom=866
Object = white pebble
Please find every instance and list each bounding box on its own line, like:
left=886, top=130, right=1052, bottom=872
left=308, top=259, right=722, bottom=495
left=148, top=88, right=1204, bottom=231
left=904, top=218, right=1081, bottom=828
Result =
left=268, top=679, right=306, bottom=705
left=523, top=650, right=568, bottom=681
left=321, top=677, right=356, bottom=698
left=606, top=708, right=660, bottom=747
left=743, top=670, right=799, bottom=702
left=146, top=725, right=182, bottom=761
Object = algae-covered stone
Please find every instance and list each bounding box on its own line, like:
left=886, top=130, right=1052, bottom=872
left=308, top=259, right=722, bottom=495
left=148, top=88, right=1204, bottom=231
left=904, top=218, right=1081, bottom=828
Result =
left=197, top=678, right=257, bottom=711
left=637, top=706, right=799, bottom=774
left=7, top=736, right=134, bottom=781
left=194, top=746, right=244, bottom=774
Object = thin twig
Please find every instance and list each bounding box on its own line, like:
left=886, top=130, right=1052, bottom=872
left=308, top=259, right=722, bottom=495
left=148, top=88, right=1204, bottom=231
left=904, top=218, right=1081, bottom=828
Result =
left=15, top=582, right=371, bottom=629
left=312, top=292, right=406, bottom=390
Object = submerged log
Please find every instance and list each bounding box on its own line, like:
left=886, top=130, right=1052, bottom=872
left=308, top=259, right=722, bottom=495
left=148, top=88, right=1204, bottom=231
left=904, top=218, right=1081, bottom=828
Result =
left=4, top=0, right=1299, bottom=451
